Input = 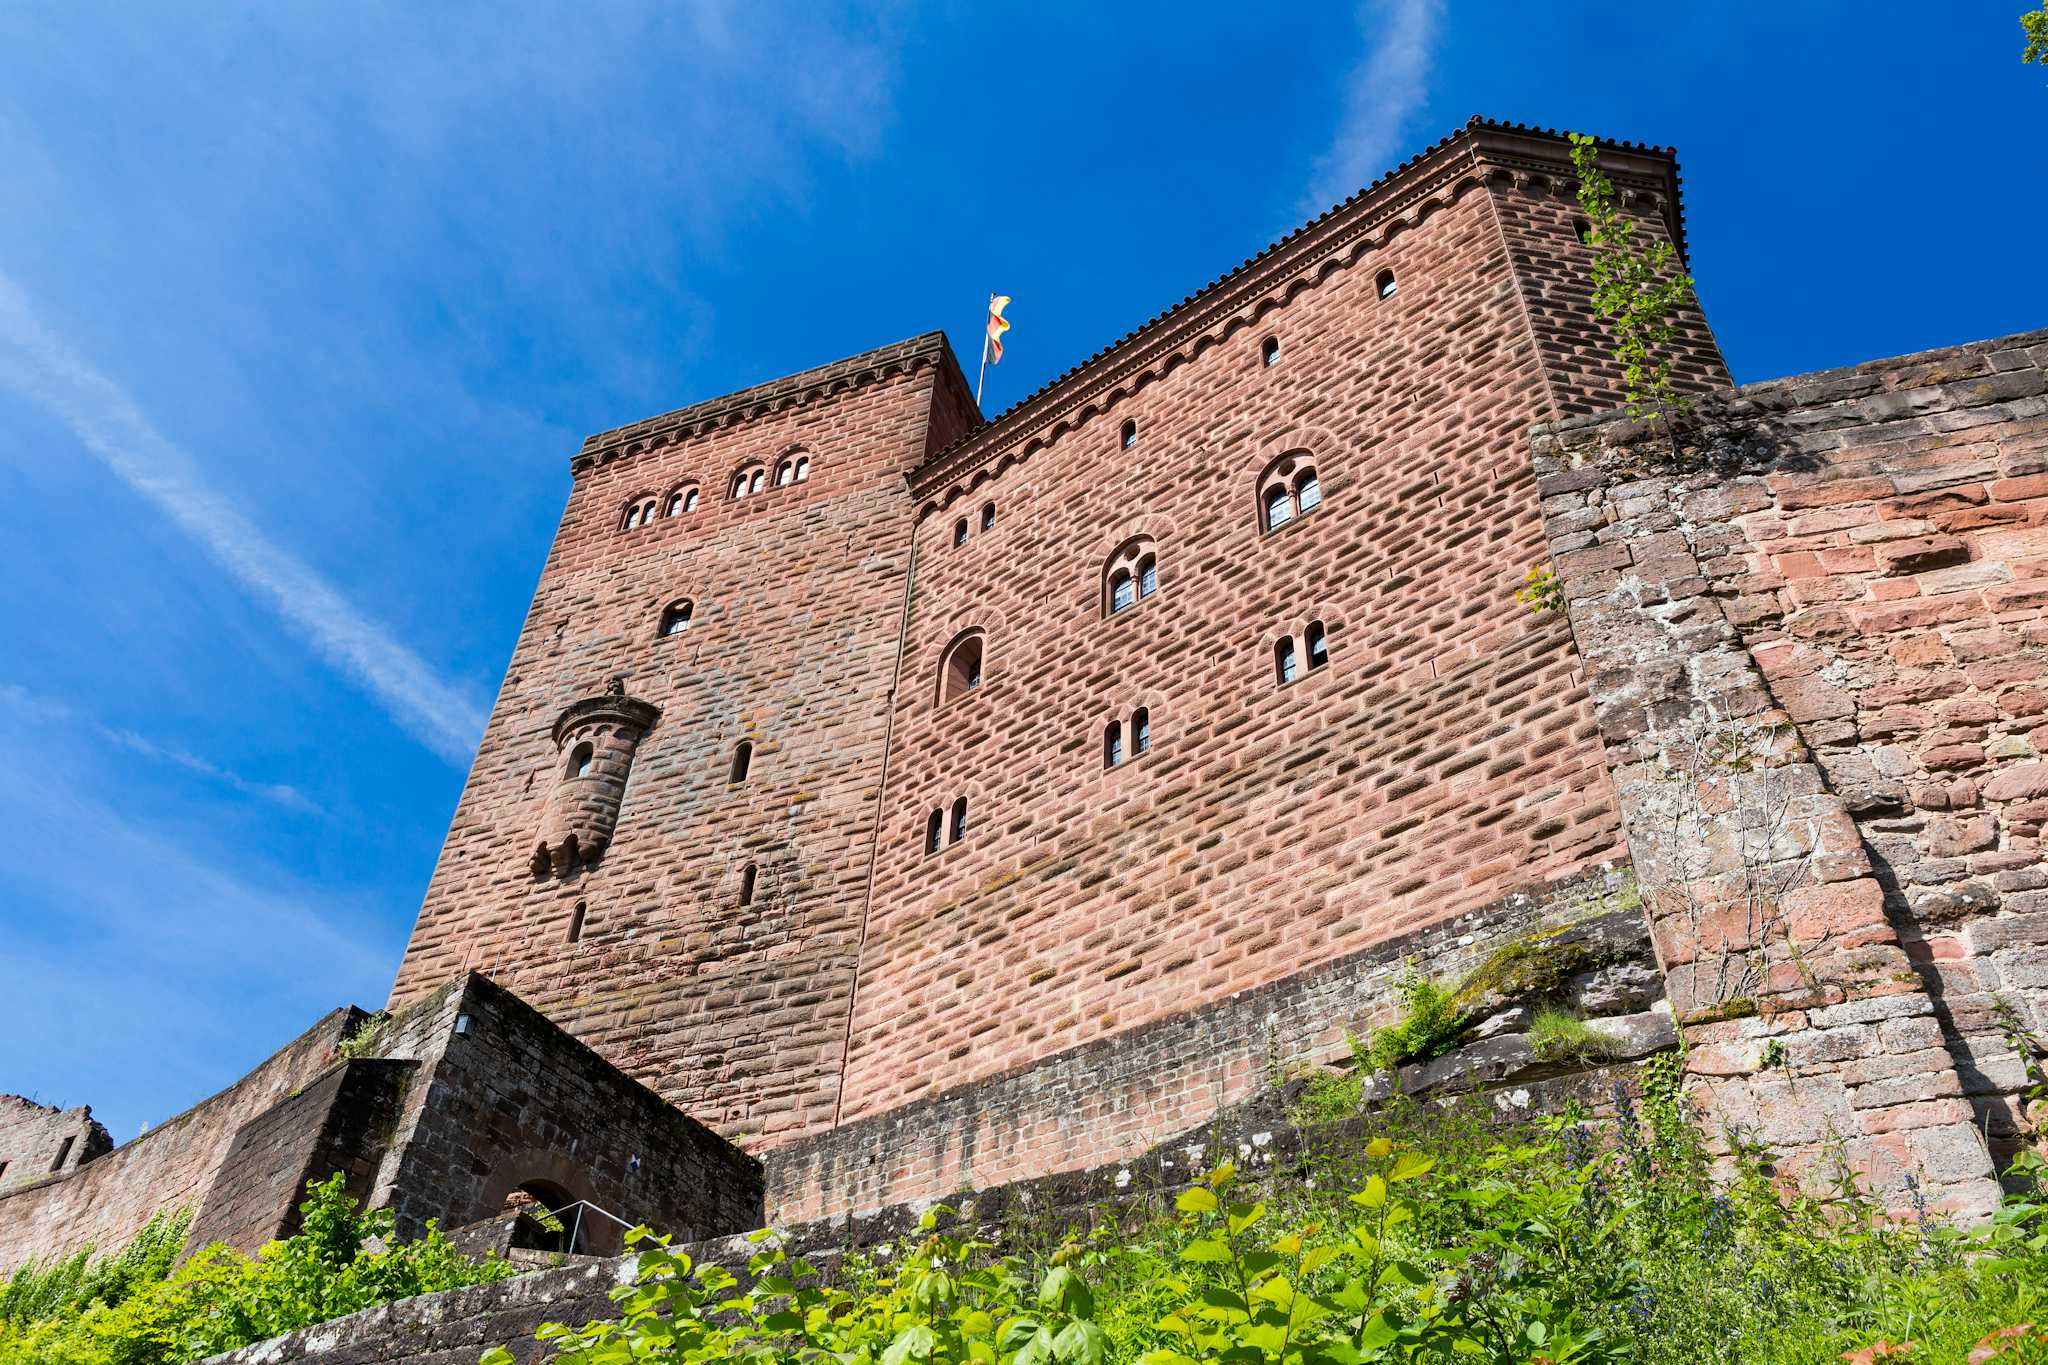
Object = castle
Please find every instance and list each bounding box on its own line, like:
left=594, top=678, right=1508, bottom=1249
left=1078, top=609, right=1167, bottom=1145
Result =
left=5, top=120, right=2045, bottom=1286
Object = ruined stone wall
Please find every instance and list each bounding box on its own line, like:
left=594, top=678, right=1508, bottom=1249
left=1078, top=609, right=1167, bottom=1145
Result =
left=0, top=1009, right=361, bottom=1273
left=0, top=1095, right=109, bottom=1194
left=1531, top=329, right=2048, bottom=1215
left=391, top=337, right=978, bottom=1147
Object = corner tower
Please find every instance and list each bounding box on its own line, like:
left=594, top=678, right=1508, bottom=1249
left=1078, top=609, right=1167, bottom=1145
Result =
left=392, top=334, right=977, bottom=1144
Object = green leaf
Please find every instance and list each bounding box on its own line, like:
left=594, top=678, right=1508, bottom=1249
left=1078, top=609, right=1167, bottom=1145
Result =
left=1179, top=1239, right=1233, bottom=1264
left=1388, top=1153, right=1435, bottom=1183
left=1052, top=1319, right=1109, bottom=1365
left=1357, top=1312, right=1400, bottom=1351
left=1351, top=1177, right=1388, bottom=1210
left=1176, top=1187, right=1220, bottom=1216
left=1038, top=1266, right=1094, bottom=1320
left=880, top=1324, right=937, bottom=1365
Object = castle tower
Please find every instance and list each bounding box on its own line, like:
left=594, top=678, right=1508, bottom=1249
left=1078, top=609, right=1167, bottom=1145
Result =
left=394, top=120, right=1729, bottom=1192
left=392, top=334, right=978, bottom=1142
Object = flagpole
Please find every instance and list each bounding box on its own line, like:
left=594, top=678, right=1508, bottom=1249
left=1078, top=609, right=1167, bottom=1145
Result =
left=975, top=292, right=991, bottom=408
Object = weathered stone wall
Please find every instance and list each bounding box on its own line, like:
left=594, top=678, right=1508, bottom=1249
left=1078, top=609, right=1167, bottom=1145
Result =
left=370, top=974, right=762, bottom=1252
left=1531, top=329, right=2048, bottom=1214
left=0, top=1009, right=362, bottom=1272
left=185, top=1059, right=417, bottom=1256
left=0, top=1094, right=110, bottom=1195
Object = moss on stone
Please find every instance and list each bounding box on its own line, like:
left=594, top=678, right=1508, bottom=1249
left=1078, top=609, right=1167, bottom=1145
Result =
left=1452, top=930, right=1609, bottom=1010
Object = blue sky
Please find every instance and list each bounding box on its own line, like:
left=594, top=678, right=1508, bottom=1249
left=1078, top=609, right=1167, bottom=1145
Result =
left=0, top=2, right=2041, bottom=1142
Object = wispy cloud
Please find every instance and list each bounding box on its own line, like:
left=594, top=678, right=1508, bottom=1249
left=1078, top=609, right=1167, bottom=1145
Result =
left=1304, top=0, right=1445, bottom=214
left=0, top=684, right=320, bottom=814
left=0, top=276, right=487, bottom=764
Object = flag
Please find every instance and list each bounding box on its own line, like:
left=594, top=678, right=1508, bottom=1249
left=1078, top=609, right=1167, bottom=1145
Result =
left=986, top=295, right=1011, bottom=363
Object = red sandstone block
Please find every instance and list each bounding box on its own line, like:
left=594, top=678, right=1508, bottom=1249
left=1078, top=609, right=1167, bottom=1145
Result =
left=1773, top=476, right=1896, bottom=510
left=1886, top=486, right=1986, bottom=518
left=1991, top=475, right=2048, bottom=501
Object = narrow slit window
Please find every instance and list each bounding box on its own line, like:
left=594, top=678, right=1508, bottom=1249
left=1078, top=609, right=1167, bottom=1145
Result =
left=567, top=901, right=587, bottom=944
left=1306, top=621, right=1329, bottom=670
left=1104, top=720, right=1124, bottom=769
left=949, top=796, right=968, bottom=843
left=1138, top=556, right=1157, bottom=598
left=729, top=740, right=753, bottom=783
left=1376, top=268, right=1398, bottom=300
left=925, top=808, right=943, bottom=855
left=51, top=1137, right=74, bottom=1172
left=954, top=518, right=969, bottom=547
left=1261, top=336, right=1280, bottom=367
left=1120, top=419, right=1138, bottom=450
left=980, top=502, right=996, bottom=532
left=1275, top=637, right=1298, bottom=685
left=738, top=863, right=757, bottom=906
left=1133, top=707, right=1150, bottom=754
left=567, top=743, right=595, bottom=779
left=1110, top=569, right=1135, bottom=613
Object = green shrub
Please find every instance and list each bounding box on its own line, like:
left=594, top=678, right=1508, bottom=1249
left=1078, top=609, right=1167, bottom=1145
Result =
left=1365, top=971, right=1467, bottom=1072
left=0, top=1173, right=511, bottom=1365
left=490, top=1090, right=2048, bottom=1365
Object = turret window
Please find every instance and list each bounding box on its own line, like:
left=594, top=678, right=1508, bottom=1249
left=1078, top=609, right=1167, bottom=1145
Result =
left=657, top=600, right=693, bottom=638
left=729, top=740, right=753, bottom=783
left=954, top=518, right=969, bottom=547
left=567, top=901, right=587, bottom=944
left=1376, top=268, right=1398, bottom=299
left=1262, top=336, right=1281, bottom=367
left=1120, top=419, right=1138, bottom=450
left=567, top=743, right=595, bottom=778
left=738, top=863, right=757, bottom=906
left=981, top=502, right=996, bottom=532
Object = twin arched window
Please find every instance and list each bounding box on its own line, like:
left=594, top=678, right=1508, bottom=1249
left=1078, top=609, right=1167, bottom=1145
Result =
left=1258, top=452, right=1323, bottom=533
left=657, top=600, right=693, bottom=638
left=1274, top=621, right=1331, bottom=685
left=951, top=501, right=997, bottom=549
left=1103, top=537, right=1159, bottom=616
left=938, top=630, right=985, bottom=705
left=924, top=796, right=970, bottom=855
left=1102, top=707, right=1151, bottom=769
left=775, top=455, right=812, bottom=487
left=622, top=486, right=699, bottom=531
left=731, top=466, right=767, bottom=499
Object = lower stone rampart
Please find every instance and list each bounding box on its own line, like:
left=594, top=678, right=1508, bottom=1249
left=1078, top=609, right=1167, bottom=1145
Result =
left=768, top=863, right=1658, bottom=1222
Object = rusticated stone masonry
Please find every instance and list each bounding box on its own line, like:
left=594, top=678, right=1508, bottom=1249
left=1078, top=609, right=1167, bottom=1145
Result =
left=1532, top=329, right=2048, bottom=1217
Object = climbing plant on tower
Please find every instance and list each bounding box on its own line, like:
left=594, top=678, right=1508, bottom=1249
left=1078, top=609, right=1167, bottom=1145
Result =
left=1569, top=132, right=1698, bottom=425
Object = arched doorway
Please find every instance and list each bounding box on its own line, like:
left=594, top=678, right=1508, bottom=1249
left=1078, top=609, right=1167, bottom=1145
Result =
left=500, top=1179, right=588, bottom=1255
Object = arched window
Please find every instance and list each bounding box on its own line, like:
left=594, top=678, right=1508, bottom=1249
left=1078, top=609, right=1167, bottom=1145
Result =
left=1258, top=451, right=1321, bottom=533
left=1573, top=218, right=1593, bottom=246
left=925, top=808, right=943, bottom=855
left=953, top=518, right=969, bottom=547
left=939, top=631, right=985, bottom=704
left=731, top=473, right=747, bottom=498
left=776, top=459, right=794, bottom=487
left=567, top=901, right=587, bottom=944
left=1132, top=707, right=1150, bottom=754
left=683, top=487, right=700, bottom=512
left=1120, top=419, right=1138, bottom=450
left=1109, top=568, right=1135, bottom=613
left=1376, top=268, right=1398, bottom=300
left=750, top=469, right=765, bottom=495
left=665, top=486, right=699, bottom=517
left=657, top=600, right=693, bottom=638
left=1104, top=719, right=1124, bottom=769
left=1275, top=637, right=1298, bottom=685
left=731, top=466, right=767, bottom=499
left=729, top=740, right=753, bottom=783
left=621, top=496, right=658, bottom=530
left=567, top=743, right=595, bottom=779
left=738, top=863, right=757, bottom=906
left=1102, top=535, right=1159, bottom=617
left=794, top=456, right=810, bottom=482
left=1261, top=336, right=1281, bottom=367
left=980, top=502, right=996, bottom=532
left=1306, top=620, right=1329, bottom=670
left=949, top=796, right=968, bottom=843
